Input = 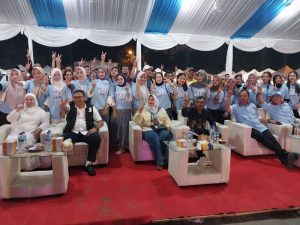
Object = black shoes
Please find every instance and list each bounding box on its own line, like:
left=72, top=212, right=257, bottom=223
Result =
left=286, top=152, right=299, bottom=168
left=84, top=164, right=96, bottom=176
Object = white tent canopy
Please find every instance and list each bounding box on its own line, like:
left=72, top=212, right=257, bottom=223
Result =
left=0, top=0, right=300, bottom=72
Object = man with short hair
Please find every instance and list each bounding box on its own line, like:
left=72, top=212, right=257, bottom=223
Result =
left=61, top=90, right=103, bottom=176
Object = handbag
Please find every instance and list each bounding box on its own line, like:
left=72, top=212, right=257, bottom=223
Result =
left=151, top=124, right=168, bottom=133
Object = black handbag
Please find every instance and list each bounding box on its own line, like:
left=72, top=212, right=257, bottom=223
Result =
left=151, top=124, right=168, bottom=133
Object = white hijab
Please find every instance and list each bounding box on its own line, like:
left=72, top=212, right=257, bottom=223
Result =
left=51, top=68, right=65, bottom=91
left=136, top=71, right=149, bottom=103
left=145, top=95, right=159, bottom=115
left=76, top=67, right=87, bottom=82
left=24, top=93, right=39, bottom=113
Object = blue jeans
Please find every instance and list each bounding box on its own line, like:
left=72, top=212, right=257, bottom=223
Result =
left=142, top=130, right=172, bottom=166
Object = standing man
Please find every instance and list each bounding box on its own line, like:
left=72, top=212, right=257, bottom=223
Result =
left=61, top=90, right=103, bottom=176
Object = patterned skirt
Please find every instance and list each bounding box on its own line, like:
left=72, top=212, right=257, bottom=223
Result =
left=116, top=109, right=132, bottom=149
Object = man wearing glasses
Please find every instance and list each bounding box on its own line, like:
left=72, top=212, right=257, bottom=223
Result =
left=61, top=90, right=103, bottom=176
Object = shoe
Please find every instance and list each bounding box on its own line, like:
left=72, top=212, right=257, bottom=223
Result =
left=197, top=156, right=213, bottom=167
left=115, top=149, right=125, bottom=155
left=286, top=152, right=299, bottom=168
left=84, top=164, right=96, bottom=176
left=156, top=165, right=163, bottom=170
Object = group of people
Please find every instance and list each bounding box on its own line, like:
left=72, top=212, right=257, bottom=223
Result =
left=0, top=51, right=299, bottom=175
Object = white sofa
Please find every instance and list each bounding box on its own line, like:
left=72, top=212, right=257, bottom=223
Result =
left=225, top=108, right=285, bottom=156
left=129, top=120, right=189, bottom=162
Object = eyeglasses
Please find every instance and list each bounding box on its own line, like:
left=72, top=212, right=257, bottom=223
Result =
left=73, top=96, right=84, bottom=99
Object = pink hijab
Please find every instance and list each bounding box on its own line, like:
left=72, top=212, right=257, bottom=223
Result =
left=6, top=68, right=25, bottom=110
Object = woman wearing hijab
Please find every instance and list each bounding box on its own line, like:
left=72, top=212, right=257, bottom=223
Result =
left=21, top=66, right=49, bottom=107
left=88, top=66, right=115, bottom=125
left=6, top=93, right=49, bottom=144
left=6, top=93, right=50, bottom=170
left=44, top=68, right=72, bottom=123
left=114, top=74, right=132, bottom=154
left=151, top=72, right=179, bottom=119
left=261, top=71, right=274, bottom=103
left=0, top=68, right=25, bottom=125
left=188, top=70, right=208, bottom=105
left=131, top=71, right=150, bottom=115
left=72, top=67, right=91, bottom=94
left=133, top=95, right=172, bottom=170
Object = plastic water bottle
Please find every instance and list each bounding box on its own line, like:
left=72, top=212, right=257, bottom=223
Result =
left=17, top=132, right=26, bottom=153
left=188, top=130, right=194, bottom=141
left=210, top=125, right=216, bottom=143
left=45, top=130, right=52, bottom=152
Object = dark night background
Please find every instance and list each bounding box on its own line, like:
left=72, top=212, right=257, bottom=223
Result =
left=1, top=34, right=300, bottom=73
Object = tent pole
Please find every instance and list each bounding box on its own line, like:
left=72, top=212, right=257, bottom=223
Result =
left=225, top=40, right=233, bottom=76
left=136, top=39, right=142, bottom=71
left=27, top=37, right=34, bottom=65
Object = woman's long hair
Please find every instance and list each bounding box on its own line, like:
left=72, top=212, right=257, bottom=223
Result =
left=286, top=71, right=300, bottom=94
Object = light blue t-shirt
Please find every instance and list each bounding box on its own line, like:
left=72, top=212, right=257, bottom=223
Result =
left=174, top=86, right=188, bottom=111
left=24, top=80, right=49, bottom=107
left=287, top=84, right=300, bottom=110
left=271, top=84, right=289, bottom=100
left=231, top=102, right=268, bottom=133
left=45, top=85, right=72, bottom=120
left=90, top=79, right=114, bottom=110
left=262, top=83, right=274, bottom=102
left=262, top=102, right=294, bottom=124
left=188, top=85, right=206, bottom=105
left=0, top=76, right=10, bottom=114
left=114, top=86, right=132, bottom=110
left=72, top=79, right=90, bottom=94
left=153, top=84, right=173, bottom=109
left=131, top=83, right=150, bottom=110
left=220, top=90, right=236, bottom=111
left=207, top=90, right=224, bottom=110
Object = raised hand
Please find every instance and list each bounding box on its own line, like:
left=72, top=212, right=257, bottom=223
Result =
left=125, top=82, right=130, bottom=91
left=163, top=77, right=172, bottom=84
left=79, top=58, right=85, bottom=66
left=160, top=64, right=164, bottom=70
left=183, top=95, right=192, bottom=108
left=91, top=79, right=96, bottom=89
left=101, top=51, right=106, bottom=61
left=133, top=58, right=138, bottom=67
left=60, top=99, right=68, bottom=112
left=150, top=82, right=156, bottom=93
left=43, top=75, right=49, bottom=86
left=16, top=104, right=24, bottom=112
left=26, top=49, right=31, bottom=60
left=174, top=65, right=178, bottom=72
left=55, top=54, right=62, bottom=64
left=257, top=84, right=262, bottom=93
left=108, top=58, right=112, bottom=65
left=52, top=51, right=56, bottom=60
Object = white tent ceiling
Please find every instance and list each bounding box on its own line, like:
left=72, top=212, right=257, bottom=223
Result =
left=0, top=0, right=300, bottom=72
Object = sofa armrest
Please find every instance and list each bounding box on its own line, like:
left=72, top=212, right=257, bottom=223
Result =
left=266, top=123, right=285, bottom=147
left=129, top=121, right=143, bottom=159
left=40, top=124, right=64, bottom=144
left=0, top=124, right=11, bottom=143
left=216, top=123, right=229, bottom=144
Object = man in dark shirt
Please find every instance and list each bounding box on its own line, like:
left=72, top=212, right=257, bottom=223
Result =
left=182, top=96, right=216, bottom=135
left=182, top=96, right=216, bottom=166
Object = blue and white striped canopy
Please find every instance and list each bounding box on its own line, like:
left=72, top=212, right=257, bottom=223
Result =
left=0, top=0, right=300, bottom=53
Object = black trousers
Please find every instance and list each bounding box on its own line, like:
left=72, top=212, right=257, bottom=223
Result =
left=63, top=131, right=101, bottom=162
left=251, top=128, right=287, bottom=163
left=292, top=109, right=300, bottom=118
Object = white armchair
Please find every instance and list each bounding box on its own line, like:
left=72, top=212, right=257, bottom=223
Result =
left=283, top=118, right=300, bottom=152
left=225, top=108, right=285, bottom=156
left=129, top=120, right=189, bottom=161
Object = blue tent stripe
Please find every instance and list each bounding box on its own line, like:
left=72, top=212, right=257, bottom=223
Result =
left=29, top=0, right=67, bottom=28
left=231, top=0, right=292, bottom=39
left=145, top=0, right=182, bottom=34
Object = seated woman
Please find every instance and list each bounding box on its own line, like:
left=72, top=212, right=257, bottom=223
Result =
left=6, top=93, right=50, bottom=170
left=133, top=95, right=172, bottom=170
left=6, top=93, right=49, bottom=144
left=225, top=89, right=298, bottom=168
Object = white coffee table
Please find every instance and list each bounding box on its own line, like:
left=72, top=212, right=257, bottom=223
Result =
left=0, top=150, right=69, bottom=199
left=168, top=141, right=231, bottom=186
left=289, top=135, right=300, bottom=167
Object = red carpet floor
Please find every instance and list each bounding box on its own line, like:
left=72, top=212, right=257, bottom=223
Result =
left=1, top=152, right=300, bottom=225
